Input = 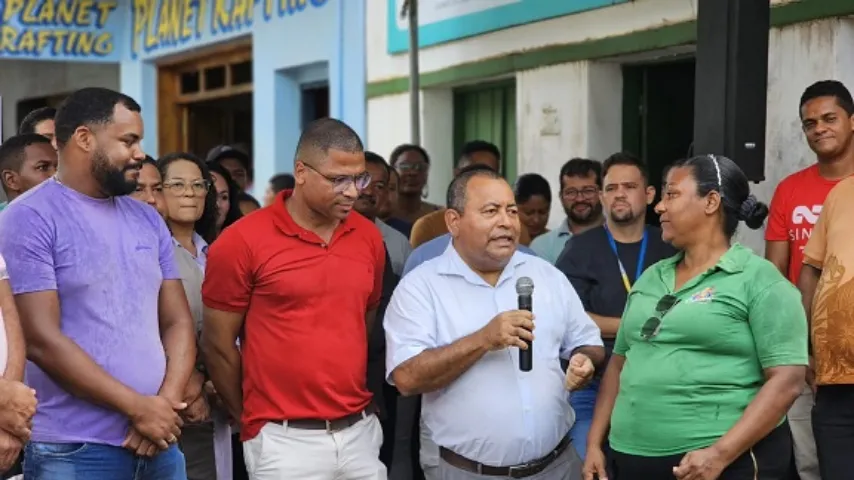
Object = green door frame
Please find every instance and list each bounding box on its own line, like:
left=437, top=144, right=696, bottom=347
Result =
left=453, top=80, right=518, bottom=183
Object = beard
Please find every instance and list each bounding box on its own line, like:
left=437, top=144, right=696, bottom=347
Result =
left=568, top=201, right=602, bottom=225
left=610, top=207, right=637, bottom=224
left=91, top=148, right=139, bottom=197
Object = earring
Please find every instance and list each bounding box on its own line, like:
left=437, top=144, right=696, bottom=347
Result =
left=422, top=185, right=429, bottom=199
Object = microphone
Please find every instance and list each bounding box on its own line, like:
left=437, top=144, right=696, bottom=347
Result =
left=516, top=277, right=534, bottom=372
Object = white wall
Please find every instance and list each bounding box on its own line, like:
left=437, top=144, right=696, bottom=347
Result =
left=367, top=0, right=792, bottom=83
left=516, top=61, right=623, bottom=228
left=0, top=60, right=119, bottom=141
left=736, top=17, right=854, bottom=253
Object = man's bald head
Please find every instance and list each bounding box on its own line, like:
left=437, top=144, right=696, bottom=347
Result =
left=295, top=117, right=363, bottom=166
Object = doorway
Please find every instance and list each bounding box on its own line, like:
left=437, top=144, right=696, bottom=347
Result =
left=622, top=59, right=695, bottom=225
left=158, top=42, right=253, bottom=161
left=302, top=84, right=330, bottom=126
left=453, top=81, right=518, bottom=182
left=186, top=93, right=252, bottom=158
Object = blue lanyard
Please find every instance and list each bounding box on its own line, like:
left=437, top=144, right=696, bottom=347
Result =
left=604, top=227, right=648, bottom=293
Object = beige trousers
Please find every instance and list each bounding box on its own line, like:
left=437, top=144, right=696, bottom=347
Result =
left=243, top=414, right=387, bottom=480
left=788, top=383, right=820, bottom=480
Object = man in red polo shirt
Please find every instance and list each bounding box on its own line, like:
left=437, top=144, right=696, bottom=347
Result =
left=201, top=118, right=387, bottom=480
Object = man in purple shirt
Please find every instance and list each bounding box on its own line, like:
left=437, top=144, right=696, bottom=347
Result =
left=0, top=87, right=196, bottom=479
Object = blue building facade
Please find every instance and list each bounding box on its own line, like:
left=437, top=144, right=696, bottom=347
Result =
left=1, top=0, right=367, bottom=194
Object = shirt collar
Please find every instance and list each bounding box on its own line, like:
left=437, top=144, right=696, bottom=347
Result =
left=172, top=232, right=209, bottom=257
left=271, top=189, right=356, bottom=242
left=659, top=242, right=751, bottom=275
left=556, top=219, right=571, bottom=237
left=436, top=239, right=529, bottom=288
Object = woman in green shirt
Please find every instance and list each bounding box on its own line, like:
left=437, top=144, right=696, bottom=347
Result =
left=583, top=155, right=808, bottom=480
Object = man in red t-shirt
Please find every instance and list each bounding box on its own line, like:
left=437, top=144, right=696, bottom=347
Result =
left=766, top=80, right=854, bottom=480
left=201, top=118, right=387, bottom=480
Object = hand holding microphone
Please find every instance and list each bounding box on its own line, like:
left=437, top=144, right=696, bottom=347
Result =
left=477, top=277, right=536, bottom=371
left=480, top=310, right=534, bottom=352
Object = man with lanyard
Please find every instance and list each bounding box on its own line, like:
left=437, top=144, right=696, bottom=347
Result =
left=555, top=152, right=677, bottom=458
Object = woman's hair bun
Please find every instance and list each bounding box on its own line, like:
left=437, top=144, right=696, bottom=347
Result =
left=737, top=194, right=769, bottom=230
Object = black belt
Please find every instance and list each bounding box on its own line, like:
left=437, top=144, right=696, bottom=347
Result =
left=272, top=405, right=375, bottom=433
left=439, top=436, right=570, bottom=478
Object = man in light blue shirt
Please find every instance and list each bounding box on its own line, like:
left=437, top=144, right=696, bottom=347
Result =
left=385, top=168, right=604, bottom=479
left=530, top=158, right=604, bottom=264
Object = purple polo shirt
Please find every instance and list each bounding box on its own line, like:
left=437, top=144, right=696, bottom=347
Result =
left=0, top=178, right=180, bottom=446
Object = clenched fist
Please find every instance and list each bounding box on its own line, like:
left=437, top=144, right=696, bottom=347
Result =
left=479, top=310, right=535, bottom=351
left=565, top=353, right=594, bottom=391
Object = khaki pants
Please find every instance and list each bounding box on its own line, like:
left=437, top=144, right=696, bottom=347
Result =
left=243, top=414, right=386, bottom=480
left=789, top=383, right=820, bottom=480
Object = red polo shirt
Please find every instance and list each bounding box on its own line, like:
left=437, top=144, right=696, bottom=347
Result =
left=202, top=190, right=385, bottom=440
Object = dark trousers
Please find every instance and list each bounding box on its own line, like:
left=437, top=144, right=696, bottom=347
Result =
left=610, top=421, right=792, bottom=480
left=813, top=384, right=854, bottom=480
left=379, top=382, right=399, bottom=468
left=411, top=395, right=426, bottom=480
left=232, top=433, right=249, bottom=480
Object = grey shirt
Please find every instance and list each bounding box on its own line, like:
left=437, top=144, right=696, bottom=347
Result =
left=376, top=218, right=412, bottom=276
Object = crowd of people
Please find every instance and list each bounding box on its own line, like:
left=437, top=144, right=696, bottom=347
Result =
left=0, top=78, right=849, bottom=480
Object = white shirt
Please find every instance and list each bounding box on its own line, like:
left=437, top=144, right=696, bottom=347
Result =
left=385, top=242, right=603, bottom=466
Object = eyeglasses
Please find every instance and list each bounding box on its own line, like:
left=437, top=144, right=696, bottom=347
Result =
left=640, top=294, right=679, bottom=340
left=163, top=180, right=211, bottom=196
left=395, top=163, right=428, bottom=173
left=562, top=187, right=599, bottom=200
left=302, top=163, right=372, bottom=193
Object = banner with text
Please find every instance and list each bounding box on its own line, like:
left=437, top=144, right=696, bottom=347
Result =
left=0, top=0, right=329, bottom=61
left=386, top=0, right=629, bottom=54
left=0, top=0, right=124, bottom=60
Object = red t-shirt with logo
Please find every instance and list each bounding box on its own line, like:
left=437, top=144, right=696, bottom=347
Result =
left=766, top=164, right=841, bottom=283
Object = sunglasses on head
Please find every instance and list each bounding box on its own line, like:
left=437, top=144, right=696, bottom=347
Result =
left=640, top=294, right=679, bottom=340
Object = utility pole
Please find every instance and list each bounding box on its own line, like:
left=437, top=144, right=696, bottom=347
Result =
left=402, top=0, right=421, bottom=145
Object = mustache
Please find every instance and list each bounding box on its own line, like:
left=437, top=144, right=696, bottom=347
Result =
left=489, top=231, right=514, bottom=241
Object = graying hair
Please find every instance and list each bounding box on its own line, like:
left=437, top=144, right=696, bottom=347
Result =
left=446, top=167, right=503, bottom=213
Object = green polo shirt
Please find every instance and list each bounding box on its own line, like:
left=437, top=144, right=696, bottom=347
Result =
left=609, top=243, right=808, bottom=456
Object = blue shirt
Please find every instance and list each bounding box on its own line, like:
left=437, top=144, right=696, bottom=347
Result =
left=385, top=242, right=603, bottom=465
left=403, top=233, right=536, bottom=277
left=530, top=219, right=572, bottom=265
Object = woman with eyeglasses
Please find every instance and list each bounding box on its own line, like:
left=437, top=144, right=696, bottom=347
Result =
left=157, top=153, right=232, bottom=480
left=583, top=155, right=808, bottom=480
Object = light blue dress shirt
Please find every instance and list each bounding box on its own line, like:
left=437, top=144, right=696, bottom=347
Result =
left=385, top=242, right=603, bottom=466
left=529, top=219, right=572, bottom=265
left=403, top=232, right=536, bottom=277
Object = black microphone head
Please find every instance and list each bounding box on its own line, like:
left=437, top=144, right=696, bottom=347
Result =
left=516, top=276, right=534, bottom=296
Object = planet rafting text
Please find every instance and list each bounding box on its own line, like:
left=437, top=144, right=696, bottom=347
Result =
left=0, top=0, right=118, bottom=57
left=130, top=0, right=328, bottom=58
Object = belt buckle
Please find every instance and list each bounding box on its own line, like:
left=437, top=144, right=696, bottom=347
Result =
left=325, top=420, right=339, bottom=433
left=508, top=464, right=530, bottom=479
